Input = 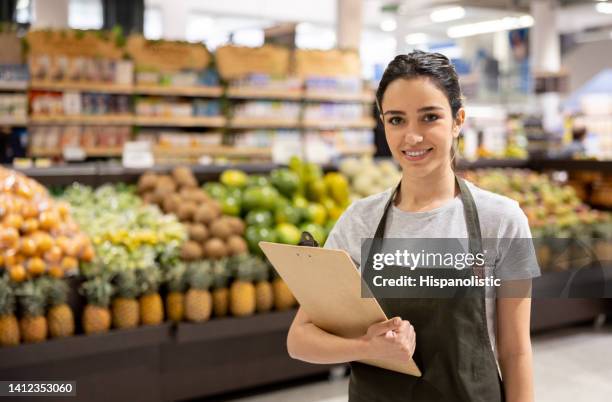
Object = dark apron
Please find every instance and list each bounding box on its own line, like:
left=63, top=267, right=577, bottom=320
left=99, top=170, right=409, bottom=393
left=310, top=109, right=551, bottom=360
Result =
left=349, top=177, right=504, bottom=402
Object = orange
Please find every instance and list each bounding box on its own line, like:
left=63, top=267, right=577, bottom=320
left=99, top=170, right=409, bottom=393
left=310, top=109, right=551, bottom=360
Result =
left=44, top=246, right=62, bottom=263
left=27, top=257, right=46, bottom=276
left=9, top=265, right=26, bottom=282
left=3, top=249, right=18, bottom=267
left=48, top=265, right=64, bottom=279
left=21, top=202, right=39, bottom=219
left=61, top=256, right=78, bottom=271
left=80, top=245, right=95, bottom=262
left=3, top=214, right=23, bottom=230
left=56, top=202, right=70, bottom=218
left=34, top=232, right=53, bottom=253
left=20, top=218, right=39, bottom=234
left=20, top=237, right=37, bottom=256
left=39, top=211, right=60, bottom=231
left=0, top=227, right=19, bottom=246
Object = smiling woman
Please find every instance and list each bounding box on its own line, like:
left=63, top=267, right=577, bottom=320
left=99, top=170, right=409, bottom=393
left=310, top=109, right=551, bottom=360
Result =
left=375, top=51, right=464, bottom=178
left=287, top=50, right=538, bottom=402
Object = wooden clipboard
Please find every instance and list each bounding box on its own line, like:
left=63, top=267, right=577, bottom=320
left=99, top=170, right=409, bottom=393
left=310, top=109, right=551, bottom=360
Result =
left=259, top=241, right=422, bottom=377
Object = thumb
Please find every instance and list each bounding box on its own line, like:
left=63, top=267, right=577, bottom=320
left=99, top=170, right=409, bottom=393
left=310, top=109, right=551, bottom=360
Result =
left=371, top=317, right=402, bottom=336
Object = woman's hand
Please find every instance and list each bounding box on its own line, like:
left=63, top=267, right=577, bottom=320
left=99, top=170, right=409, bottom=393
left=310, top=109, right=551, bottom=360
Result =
left=362, top=317, right=416, bottom=363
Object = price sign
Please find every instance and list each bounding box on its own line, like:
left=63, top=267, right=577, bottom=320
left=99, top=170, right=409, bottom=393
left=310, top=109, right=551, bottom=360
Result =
left=122, top=141, right=154, bottom=168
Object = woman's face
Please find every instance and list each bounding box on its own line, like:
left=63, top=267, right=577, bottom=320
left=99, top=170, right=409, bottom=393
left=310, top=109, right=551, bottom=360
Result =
left=380, top=77, right=464, bottom=179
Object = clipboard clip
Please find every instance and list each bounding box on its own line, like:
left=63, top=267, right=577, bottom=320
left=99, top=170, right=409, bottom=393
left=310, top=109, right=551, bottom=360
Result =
left=298, top=231, right=319, bottom=247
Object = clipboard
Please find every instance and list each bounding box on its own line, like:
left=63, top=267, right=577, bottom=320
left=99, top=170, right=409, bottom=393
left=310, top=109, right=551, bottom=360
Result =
left=259, top=241, right=422, bottom=377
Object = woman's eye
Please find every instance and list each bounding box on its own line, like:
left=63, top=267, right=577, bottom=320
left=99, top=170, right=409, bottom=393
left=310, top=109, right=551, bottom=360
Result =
left=387, top=116, right=404, bottom=125
left=423, top=114, right=439, bottom=122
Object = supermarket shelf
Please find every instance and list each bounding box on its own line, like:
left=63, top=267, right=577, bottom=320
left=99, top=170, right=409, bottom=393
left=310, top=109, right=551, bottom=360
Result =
left=227, top=87, right=302, bottom=100
left=154, top=145, right=271, bottom=158
left=337, top=144, right=376, bottom=155
left=30, top=80, right=134, bottom=94
left=303, top=90, right=375, bottom=103
left=176, top=310, right=296, bottom=343
left=134, top=115, right=226, bottom=127
left=0, top=81, right=28, bottom=91
left=230, top=117, right=300, bottom=129
left=29, top=147, right=123, bottom=158
left=302, top=117, right=376, bottom=129
left=0, top=117, right=27, bottom=126
left=457, top=158, right=529, bottom=170
left=0, top=323, right=172, bottom=370
left=529, top=159, right=612, bottom=173
left=134, top=84, right=223, bottom=97
left=30, top=114, right=134, bottom=125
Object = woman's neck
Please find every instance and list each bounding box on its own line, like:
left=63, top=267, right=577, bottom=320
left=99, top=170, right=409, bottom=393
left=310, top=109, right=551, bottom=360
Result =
left=395, top=167, right=457, bottom=213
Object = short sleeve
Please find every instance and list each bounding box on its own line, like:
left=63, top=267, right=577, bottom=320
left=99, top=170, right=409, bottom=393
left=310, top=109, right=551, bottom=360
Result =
left=323, top=203, right=362, bottom=269
left=494, top=202, right=541, bottom=280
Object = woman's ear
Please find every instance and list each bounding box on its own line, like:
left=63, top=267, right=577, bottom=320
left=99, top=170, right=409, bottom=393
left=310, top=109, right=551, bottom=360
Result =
left=452, top=108, right=466, bottom=138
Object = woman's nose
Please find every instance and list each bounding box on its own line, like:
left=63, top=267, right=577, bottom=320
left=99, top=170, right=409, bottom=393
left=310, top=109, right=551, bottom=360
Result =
left=404, top=132, right=424, bottom=146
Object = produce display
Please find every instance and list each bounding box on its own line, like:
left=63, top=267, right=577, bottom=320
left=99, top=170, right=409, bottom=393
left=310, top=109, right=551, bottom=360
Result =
left=204, top=157, right=350, bottom=254
left=137, top=167, right=247, bottom=261
left=0, top=167, right=94, bottom=282
left=339, top=156, right=402, bottom=200
left=464, top=169, right=611, bottom=271
left=60, top=182, right=186, bottom=332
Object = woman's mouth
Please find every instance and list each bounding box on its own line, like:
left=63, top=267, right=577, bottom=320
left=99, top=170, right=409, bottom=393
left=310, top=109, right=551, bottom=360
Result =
left=401, top=148, right=433, bottom=161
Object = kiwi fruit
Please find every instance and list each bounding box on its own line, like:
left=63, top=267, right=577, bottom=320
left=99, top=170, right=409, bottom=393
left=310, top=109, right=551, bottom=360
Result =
left=148, top=190, right=164, bottom=206
left=180, top=188, right=209, bottom=204
left=227, top=235, right=248, bottom=256
left=209, top=219, right=233, bottom=240
left=203, top=238, right=228, bottom=259
left=194, top=204, right=215, bottom=225
left=177, top=202, right=198, bottom=222
left=208, top=199, right=222, bottom=218
left=189, top=224, right=209, bottom=242
left=154, top=181, right=177, bottom=202
left=137, top=172, right=158, bottom=194
left=180, top=241, right=203, bottom=261
left=141, top=192, right=156, bottom=205
left=162, top=194, right=182, bottom=214
left=172, top=166, right=198, bottom=188
left=226, top=217, right=246, bottom=236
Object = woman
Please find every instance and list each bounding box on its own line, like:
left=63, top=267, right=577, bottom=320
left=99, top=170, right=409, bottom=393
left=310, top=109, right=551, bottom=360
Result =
left=287, top=51, right=539, bottom=402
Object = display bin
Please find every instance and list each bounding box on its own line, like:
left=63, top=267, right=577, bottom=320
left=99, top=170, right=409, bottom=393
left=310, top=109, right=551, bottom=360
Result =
left=161, top=310, right=332, bottom=401
left=0, top=323, right=172, bottom=402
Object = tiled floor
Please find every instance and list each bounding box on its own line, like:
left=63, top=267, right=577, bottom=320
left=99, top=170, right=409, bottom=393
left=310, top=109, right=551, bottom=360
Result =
left=227, top=324, right=612, bottom=402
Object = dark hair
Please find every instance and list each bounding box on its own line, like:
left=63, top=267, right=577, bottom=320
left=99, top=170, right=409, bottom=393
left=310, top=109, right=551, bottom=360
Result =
left=376, top=51, right=463, bottom=118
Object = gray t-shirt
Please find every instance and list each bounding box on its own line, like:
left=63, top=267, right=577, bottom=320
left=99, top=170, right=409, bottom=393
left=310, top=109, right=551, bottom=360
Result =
left=324, top=180, right=540, bottom=358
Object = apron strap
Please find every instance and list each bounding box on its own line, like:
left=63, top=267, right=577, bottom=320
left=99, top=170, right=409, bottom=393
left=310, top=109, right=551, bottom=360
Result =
left=366, top=175, right=484, bottom=269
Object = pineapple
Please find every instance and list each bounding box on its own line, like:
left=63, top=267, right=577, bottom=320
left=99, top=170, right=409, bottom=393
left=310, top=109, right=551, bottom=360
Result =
left=0, top=277, right=20, bottom=346
left=44, top=277, right=75, bottom=338
left=165, top=262, right=187, bottom=322
left=253, top=257, right=273, bottom=313
left=229, top=256, right=256, bottom=317
left=137, top=267, right=164, bottom=326
left=16, top=279, right=48, bottom=343
left=211, top=259, right=230, bottom=318
left=80, top=276, right=113, bottom=334
left=111, top=271, right=140, bottom=329
left=184, top=261, right=213, bottom=322
left=272, top=268, right=296, bottom=311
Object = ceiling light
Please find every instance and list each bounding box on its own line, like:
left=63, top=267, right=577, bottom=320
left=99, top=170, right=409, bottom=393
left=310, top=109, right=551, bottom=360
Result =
left=447, top=15, right=534, bottom=38
left=380, top=18, right=397, bottom=32
left=596, top=2, right=612, bottom=14
left=405, top=33, right=428, bottom=45
left=430, top=6, right=466, bottom=23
